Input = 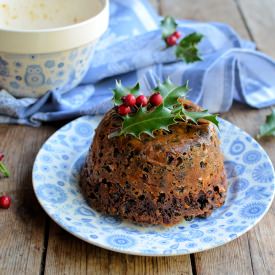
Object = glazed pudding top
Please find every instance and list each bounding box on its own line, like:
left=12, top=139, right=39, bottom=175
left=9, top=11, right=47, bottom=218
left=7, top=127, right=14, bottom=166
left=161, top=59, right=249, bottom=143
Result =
left=0, top=0, right=102, bottom=30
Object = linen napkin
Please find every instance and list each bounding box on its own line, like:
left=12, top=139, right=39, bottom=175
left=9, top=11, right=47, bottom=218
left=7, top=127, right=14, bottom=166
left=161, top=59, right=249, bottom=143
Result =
left=0, top=0, right=274, bottom=126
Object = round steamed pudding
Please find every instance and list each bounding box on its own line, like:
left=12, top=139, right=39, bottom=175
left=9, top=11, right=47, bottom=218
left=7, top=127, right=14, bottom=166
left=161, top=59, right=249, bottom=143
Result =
left=80, top=101, right=227, bottom=225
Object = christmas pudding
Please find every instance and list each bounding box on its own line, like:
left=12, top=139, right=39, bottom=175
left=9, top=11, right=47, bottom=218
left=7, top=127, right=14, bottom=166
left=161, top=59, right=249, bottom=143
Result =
left=80, top=80, right=227, bottom=225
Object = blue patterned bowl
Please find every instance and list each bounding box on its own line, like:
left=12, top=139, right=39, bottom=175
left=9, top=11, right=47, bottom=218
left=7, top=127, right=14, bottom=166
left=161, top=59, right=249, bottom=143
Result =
left=0, top=0, right=109, bottom=98
left=0, top=44, right=98, bottom=98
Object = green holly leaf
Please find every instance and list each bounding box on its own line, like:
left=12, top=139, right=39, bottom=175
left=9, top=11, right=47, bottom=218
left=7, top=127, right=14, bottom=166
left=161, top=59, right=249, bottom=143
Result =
left=0, top=163, right=10, bottom=177
left=176, top=32, right=203, bottom=63
left=257, top=109, right=275, bottom=139
left=180, top=32, right=203, bottom=45
left=112, top=105, right=177, bottom=138
left=156, top=78, right=189, bottom=108
left=160, top=16, right=178, bottom=39
left=113, top=80, right=140, bottom=105
left=180, top=108, right=219, bottom=128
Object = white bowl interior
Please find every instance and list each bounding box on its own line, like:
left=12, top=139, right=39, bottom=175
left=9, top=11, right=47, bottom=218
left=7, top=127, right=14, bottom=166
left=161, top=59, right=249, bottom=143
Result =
left=0, top=0, right=102, bottom=30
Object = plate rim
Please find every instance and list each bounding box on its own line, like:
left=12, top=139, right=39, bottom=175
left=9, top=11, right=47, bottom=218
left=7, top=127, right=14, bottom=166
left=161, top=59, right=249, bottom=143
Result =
left=32, top=115, right=275, bottom=256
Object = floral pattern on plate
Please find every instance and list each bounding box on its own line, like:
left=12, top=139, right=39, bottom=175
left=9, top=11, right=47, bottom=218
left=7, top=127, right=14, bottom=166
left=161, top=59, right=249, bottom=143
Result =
left=32, top=116, right=275, bottom=256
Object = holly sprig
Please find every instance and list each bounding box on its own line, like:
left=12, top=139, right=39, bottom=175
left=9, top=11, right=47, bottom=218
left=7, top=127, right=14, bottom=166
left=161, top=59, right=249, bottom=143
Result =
left=109, top=79, right=218, bottom=139
left=257, top=109, right=275, bottom=139
left=160, top=16, right=203, bottom=63
left=0, top=153, right=10, bottom=178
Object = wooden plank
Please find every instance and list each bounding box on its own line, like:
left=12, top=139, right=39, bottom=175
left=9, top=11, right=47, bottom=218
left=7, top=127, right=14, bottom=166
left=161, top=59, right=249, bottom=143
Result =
left=247, top=211, right=275, bottom=275
left=160, top=0, right=251, bottom=39
left=87, top=244, right=193, bottom=275
left=238, top=0, right=275, bottom=58
left=45, top=222, right=87, bottom=275
left=195, top=236, right=253, bottom=275
left=0, top=125, right=56, bottom=274
left=87, top=246, right=192, bottom=275
left=123, top=255, right=193, bottom=275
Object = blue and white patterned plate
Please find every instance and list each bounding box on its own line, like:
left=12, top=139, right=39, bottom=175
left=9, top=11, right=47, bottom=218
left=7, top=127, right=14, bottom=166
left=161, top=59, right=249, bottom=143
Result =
left=32, top=116, right=275, bottom=256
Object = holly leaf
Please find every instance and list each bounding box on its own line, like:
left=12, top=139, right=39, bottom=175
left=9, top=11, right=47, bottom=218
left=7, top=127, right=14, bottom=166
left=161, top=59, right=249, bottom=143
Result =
left=156, top=78, right=189, bottom=108
left=112, top=105, right=177, bottom=138
left=180, top=32, right=203, bottom=45
left=180, top=108, right=219, bottom=128
left=113, top=80, right=140, bottom=105
left=176, top=32, right=203, bottom=63
left=0, top=163, right=10, bottom=177
left=160, top=16, right=178, bottom=39
left=257, top=109, right=275, bottom=139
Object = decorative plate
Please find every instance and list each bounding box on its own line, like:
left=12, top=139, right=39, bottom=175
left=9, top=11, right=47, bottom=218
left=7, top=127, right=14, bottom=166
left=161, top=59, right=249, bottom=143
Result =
left=32, top=116, right=275, bottom=256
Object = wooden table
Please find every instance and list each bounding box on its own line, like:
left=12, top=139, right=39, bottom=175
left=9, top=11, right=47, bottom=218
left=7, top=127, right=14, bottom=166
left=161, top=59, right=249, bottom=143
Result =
left=1, top=1, right=274, bottom=274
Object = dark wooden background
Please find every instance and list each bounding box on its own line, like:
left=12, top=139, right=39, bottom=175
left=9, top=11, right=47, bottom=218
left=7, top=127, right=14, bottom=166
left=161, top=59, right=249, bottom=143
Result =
left=0, top=0, right=274, bottom=274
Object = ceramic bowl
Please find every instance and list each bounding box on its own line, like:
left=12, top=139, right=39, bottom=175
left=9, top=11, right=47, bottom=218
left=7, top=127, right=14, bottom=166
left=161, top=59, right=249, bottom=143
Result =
left=0, top=0, right=109, bottom=98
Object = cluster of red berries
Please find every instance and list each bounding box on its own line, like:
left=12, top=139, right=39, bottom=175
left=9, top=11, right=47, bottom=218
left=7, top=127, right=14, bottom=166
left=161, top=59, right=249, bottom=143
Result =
left=117, top=92, right=163, bottom=116
left=166, top=31, right=181, bottom=46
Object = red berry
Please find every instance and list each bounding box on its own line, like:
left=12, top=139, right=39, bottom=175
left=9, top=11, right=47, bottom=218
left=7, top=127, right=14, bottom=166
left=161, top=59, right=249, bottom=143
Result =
left=117, top=104, right=131, bottom=116
left=122, top=94, right=136, bottom=107
left=150, top=92, right=163, bottom=106
left=0, top=195, right=11, bottom=209
left=173, top=31, right=181, bottom=39
left=166, top=35, right=177, bottom=46
left=0, top=154, right=4, bottom=162
left=136, top=95, right=148, bottom=107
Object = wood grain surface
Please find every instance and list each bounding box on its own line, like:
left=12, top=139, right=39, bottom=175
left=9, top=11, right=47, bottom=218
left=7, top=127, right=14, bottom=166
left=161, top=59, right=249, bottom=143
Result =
left=0, top=1, right=274, bottom=274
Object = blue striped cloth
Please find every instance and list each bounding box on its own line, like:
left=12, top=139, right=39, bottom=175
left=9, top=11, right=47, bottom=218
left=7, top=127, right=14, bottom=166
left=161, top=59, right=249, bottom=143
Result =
left=0, top=0, right=275, bottom=126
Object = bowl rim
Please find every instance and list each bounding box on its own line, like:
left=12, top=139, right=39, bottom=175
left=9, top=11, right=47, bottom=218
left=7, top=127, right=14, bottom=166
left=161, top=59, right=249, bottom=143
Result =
left=0, top=0, right=109, bottom=54
left=0, top=0, right=107, bottom=33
